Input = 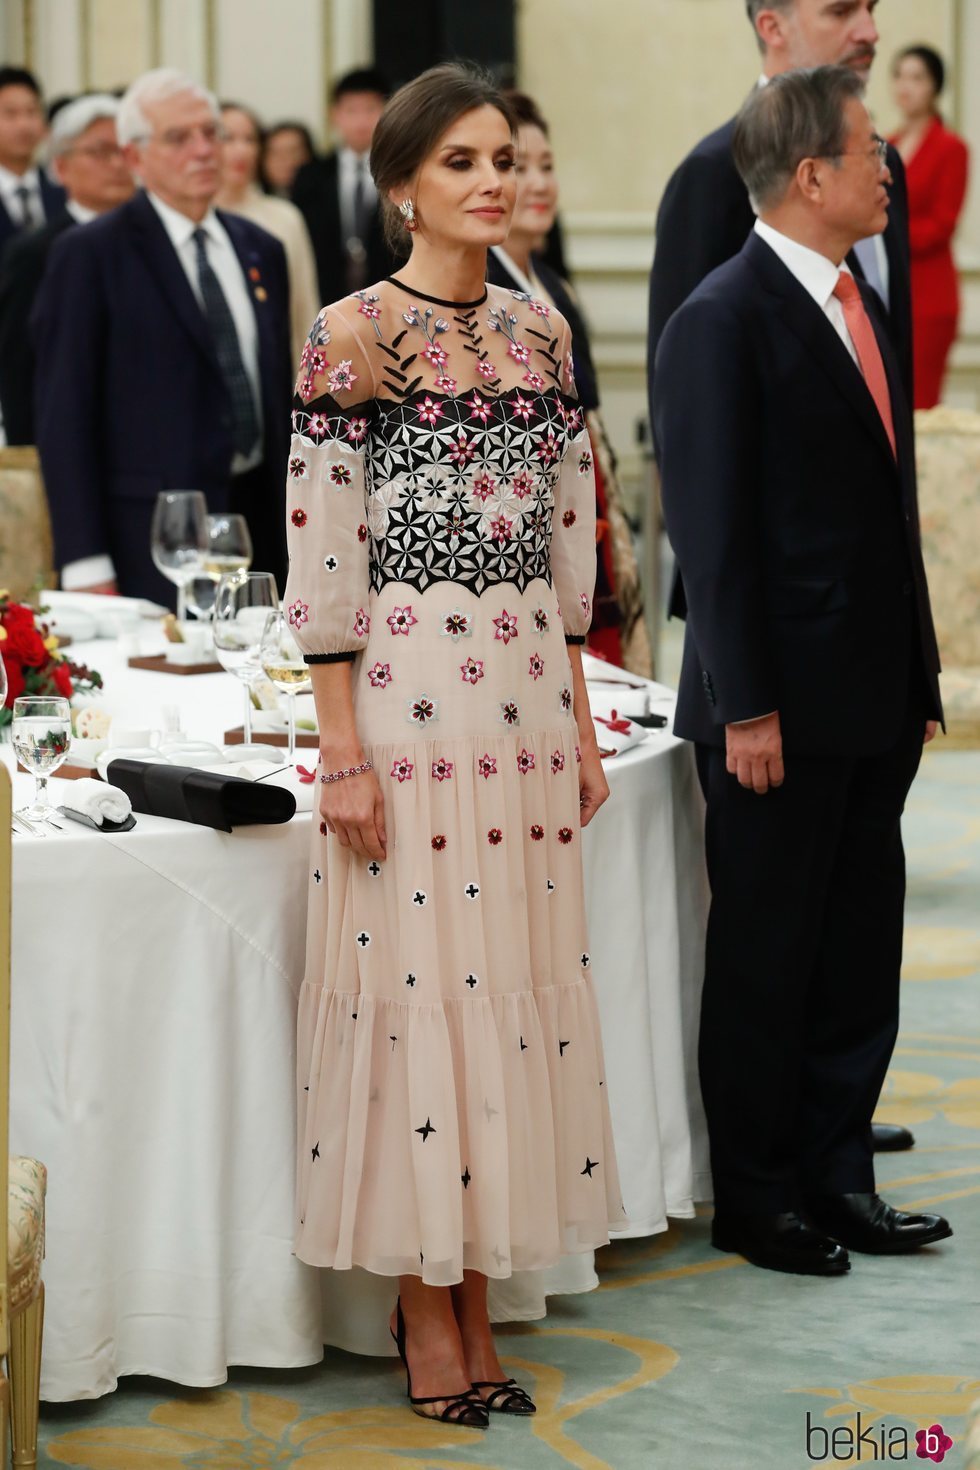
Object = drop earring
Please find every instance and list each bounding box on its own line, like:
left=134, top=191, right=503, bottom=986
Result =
left=398, top=198, right=418, bottom=232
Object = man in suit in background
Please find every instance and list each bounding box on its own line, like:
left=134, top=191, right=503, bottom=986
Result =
left=649, top=0, right=918, bottom=1157
left=0, top=95, right=134, bottom=446
left=291, top=68, right=396, bottom=304
left=33, top=68, right=291, bottom=604
left=653, top=68, right=950, bottom=1276
left=0, top=67, right=64, bottom=260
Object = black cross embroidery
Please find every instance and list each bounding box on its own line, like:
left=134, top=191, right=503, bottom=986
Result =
left=559, top=1039, right=570, bottom=1056
left=356, top=932, right=371, bottom=947
left=324, top=555, right=339, bottom=572
left=390, top=1035, right=398, bottom=1050
left=491, top=1245, right=507, bottom=1267
left=415, top=1117, right=436, bottom=1142
left=405, top=973, right=417, bottom=987
left=313, top=869, right=322, bottom=884
left=465, top=882, right=480, bottom=900
left=311, top=1141, right=320, bottom=1161
left=465, top=974, right=479, bottom=989
left=547, top=879, right=556, bottom=893
left=520, top=1036, right=528, bottom=1051
left=413, top=890, right=427, bottom=906
left=462, top=1167, right=471, bottom=1189
left=581, top=953, right=590, bottom=968
left=484, top=1097, right=498, bottom=1121
left=581, top=1158, right=598, bottom=1177
left=368, top=861, right=381, bottom=877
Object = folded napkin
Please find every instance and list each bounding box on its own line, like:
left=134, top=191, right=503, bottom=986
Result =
left=106, top=759, right=296, bottom=832
left=60, top=777, right=133, bottom=827
left=590, top=709, right=651, bottom=758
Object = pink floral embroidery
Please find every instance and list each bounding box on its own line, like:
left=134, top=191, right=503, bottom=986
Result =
left=530, top=824, right=544, bottom=841
left=289, top=456, right=307, bottom=478
left=357, top=524, right=368, bottom=542
left=500, top=700, right=520, bottom=726
left=562, top=509, right=577, bottom=527
left=580, top=593, right=592, bottom=617
left=476, top=359, right=498, bottom=380
left=287, top=599, right=309, bottom=628
left=418, top=396, right=443, bottom=426
left=353, top=608, right=370, bottom=637
left=551, top=749, right=565, bottom=773
left=434, top=374, right=458, bottom=395
left=493, top=610, right=518, bottom=645
left=442, top=611, right=470, bottom=640
left=450, top=434, right=475, bottom=466
left=528, top=299, right=550, bottom=318
left=467, top=392, right=492, bottom=424
left=432, top=834, right=447, bottom=851
left=387, top=605, right=418, bottom=636
left=346, top=416, right=369, bottom=444
left=510, top=469, right=535, bottom=499
left=516, top=748, right=535, bottom=775
left=528, top=652, right=544, bottom=680
left=368, top=661, right=393, bottom=689
left=578, top=452, right=593, bottom=475
left=509, top=392, right=537, bottom=423
left=390, top=757, right=414, bottom=783
left=537, top=430, right=561, bottom=465
left=560, top=686, right=572, bottom=712
left=567, top=407, right=583, bottom=433
left=564, top=350, right=575, bottom=389
left=460, top=657, right=485, bottom=685
left=488, top=828, right=503, bottom=846
left=558, top=826, right=574, bottom=845
left=421, top=341, right=448, bottom=369
left=329, top=463, right=352, bottom=486
left=576, top=745, right=582, bottom=763
left=357, top=295, right=381, bottom=322
left=478, top=753, right=497, bottom=779
left=291, top=508, right=307, bottom=528
left=409, top=695, right=437, bottom=727
left=327, top=360, right=357, bottom=394
left=431, top=757, right=454, bottom=781
left=523, top=370, right=546, bottom=391
left=471, top=472, right=497, bottom=503
left=507, top=339, right=530, bottom=364
left=533, top=607, right=550, bottom=634
left=487, top=514, right=512, bottom=542
left=307, top=413, right=329, bottom=441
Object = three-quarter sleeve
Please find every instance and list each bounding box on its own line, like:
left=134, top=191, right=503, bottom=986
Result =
left=551, top=324, right=597, bottom=644
left=283, top=306, right=375, bottom=663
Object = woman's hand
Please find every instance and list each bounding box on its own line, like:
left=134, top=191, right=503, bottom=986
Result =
left=319, top=761, right=387, bottom=861
left=577, top=739, right=609, bottom=828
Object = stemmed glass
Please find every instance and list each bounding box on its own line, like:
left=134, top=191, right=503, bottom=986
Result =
left=184, top=514, right=254, bottom=621
left=212, top=572, right=278, bottom=746
left=150, top=490, right=209, bottom=624
left=12, top=696, right=72, bottom=823
left=260, top=609, right=312, bottom=762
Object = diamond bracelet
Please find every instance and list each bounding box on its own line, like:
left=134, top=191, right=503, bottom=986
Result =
left=320, top=759, right=373, bottom=784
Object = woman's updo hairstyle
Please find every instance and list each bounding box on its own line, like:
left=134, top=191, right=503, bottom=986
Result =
left=370, top=61, right=516, bottom=255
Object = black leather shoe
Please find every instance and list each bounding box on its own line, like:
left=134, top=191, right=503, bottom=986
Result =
left=711, top=1209, right=850, bottom=1276
left=804, top=1193, right=953, bottom=1254
left=873, top=1123, right=915, bottom=1152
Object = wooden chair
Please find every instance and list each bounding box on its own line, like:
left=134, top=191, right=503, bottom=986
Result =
left=0, top=449, right=54, bottom=603
left=0, top=768, right=47, bottom=1468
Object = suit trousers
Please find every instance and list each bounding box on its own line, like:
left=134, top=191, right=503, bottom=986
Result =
left=694, top=687, right=926, bottom=1216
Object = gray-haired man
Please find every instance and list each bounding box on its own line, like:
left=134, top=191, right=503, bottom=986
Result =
left=0, top=93, right=133, bottom=445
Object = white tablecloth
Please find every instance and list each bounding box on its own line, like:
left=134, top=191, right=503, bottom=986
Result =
left=7, top=635, right=708, bottom=1399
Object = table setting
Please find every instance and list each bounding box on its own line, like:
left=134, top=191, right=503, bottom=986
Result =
left=2, top=491, right=710, bottom=1399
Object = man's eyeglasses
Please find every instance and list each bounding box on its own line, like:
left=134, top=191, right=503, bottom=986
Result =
left=62, top=143, right=126, bottom=163
left=829, top=134, right=889, bottom=167
left=136, top=123, right=225, bottom=151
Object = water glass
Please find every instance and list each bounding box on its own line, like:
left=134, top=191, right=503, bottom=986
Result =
left=212, top=572, right=278, bottom=744
left=184, top=513, right=254, bottom=620
left=150, top=490, right=209, bottom=623
left=12, top=696, right=72, bottom=822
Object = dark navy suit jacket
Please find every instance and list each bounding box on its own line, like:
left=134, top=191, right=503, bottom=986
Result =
left=0, top=172, right=65, bottom=259
left=653, top=232, right=941, bottom=757
left=31, top=189, right=292, bottom=602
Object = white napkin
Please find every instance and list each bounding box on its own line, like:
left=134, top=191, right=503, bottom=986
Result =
left=590, top=709, right=650, bottom=758
left=60, top=777, right=133, bottom=826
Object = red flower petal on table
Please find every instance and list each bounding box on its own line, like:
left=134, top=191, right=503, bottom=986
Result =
left=296, top=765, right=317, bottom=784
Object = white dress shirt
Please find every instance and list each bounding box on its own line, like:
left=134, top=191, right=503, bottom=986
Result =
left=0, top=163, right=44, bottom=228
left=753, top=218, right=859, bottom=366
left=64, top=199, right=98, bottom=226
left=61, top=191, right=265, bottom=592
left=337, top=147, right=376, bottom=243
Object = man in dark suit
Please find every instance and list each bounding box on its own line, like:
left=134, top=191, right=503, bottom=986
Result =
left=0, top=67, right=65, bottom=262
left=33, top=69, right=291, bottom=604
left=291, top=68, right=397, bottom=305
left=653, top=68, right=952, bottom=1276
left=0, top=94, right=134, bottom=446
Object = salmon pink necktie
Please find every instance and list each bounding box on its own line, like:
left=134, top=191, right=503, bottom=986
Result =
left=833, top=272, right=897, bottom=458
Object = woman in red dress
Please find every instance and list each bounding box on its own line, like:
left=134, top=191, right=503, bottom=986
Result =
left=890, top=46, right=970, bottom=409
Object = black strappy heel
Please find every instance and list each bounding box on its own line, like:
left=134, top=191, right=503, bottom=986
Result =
left=390, top=1299, right=489, bottom=1430
left=472, top=1378, right=538, bottom=1415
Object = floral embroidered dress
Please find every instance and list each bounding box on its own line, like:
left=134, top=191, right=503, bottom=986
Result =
left=285, top=278, right=622, bottom=1285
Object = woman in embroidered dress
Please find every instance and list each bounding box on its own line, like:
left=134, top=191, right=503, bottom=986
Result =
left=284, top=63, right=622, bottom=1430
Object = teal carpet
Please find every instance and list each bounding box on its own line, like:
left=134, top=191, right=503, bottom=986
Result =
left=37, top=751, right=980, bottom=1470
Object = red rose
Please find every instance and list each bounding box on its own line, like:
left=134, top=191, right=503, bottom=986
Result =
left=2, top=606, right=47, bottom=668
left=51, top=662, right=73, bottom=698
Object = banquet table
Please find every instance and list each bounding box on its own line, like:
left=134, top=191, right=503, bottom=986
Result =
left=6, top=624, right=709, bottom=1401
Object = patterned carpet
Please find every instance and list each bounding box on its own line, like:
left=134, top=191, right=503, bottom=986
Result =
left=37, top=750, right=980, bottom=1470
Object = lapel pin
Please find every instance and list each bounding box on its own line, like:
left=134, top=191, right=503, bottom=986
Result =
left=254, top=286, right=268, bottom=302
left=249, top=266, right=261, bottom=282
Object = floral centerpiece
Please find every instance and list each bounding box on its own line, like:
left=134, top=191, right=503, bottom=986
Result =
left=0, top=590, right=103, bottom=728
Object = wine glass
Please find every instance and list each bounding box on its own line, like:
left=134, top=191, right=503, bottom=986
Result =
left=212, top=572, right=278, bottom=746
left=184, top=514, right=254, bottom=621
left=260, top=609, right=312, bottom=762
left=150, top=490, right=209, bottom=624
left=12, top=696, right=72, bottom=823
left=0, top=654, right=7, bottom=712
